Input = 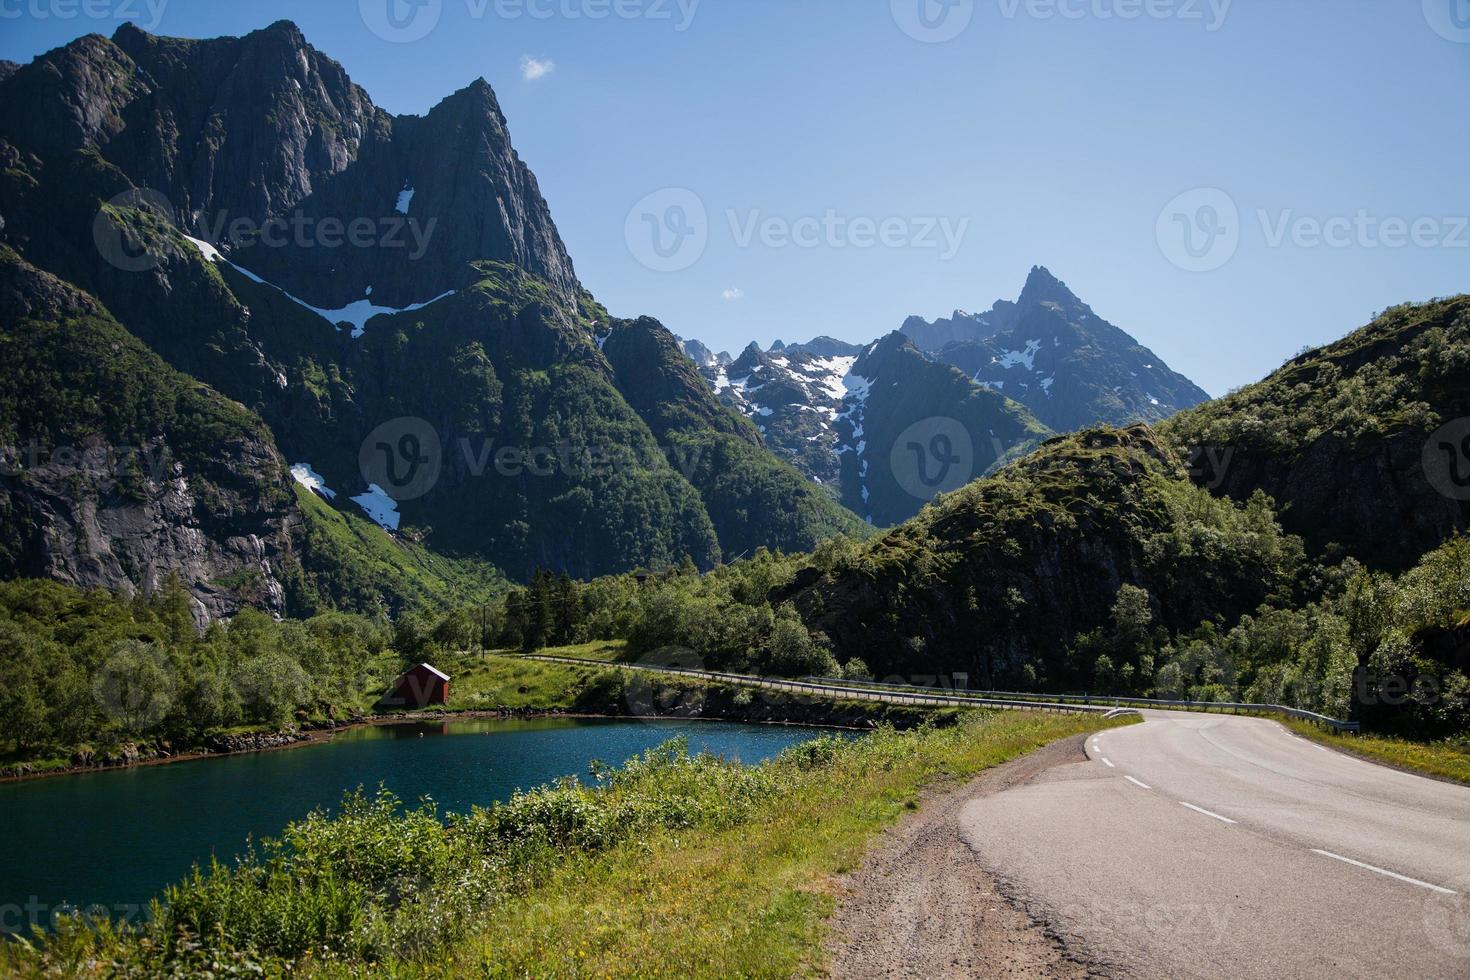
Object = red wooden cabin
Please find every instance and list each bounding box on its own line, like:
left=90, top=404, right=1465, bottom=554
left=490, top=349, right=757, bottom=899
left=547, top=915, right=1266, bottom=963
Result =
left=385, top=663, right=450, bottom=707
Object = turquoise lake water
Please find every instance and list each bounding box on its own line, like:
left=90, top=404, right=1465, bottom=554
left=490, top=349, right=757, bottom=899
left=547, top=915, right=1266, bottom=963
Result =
left=0, top=717, right=833, bottom=932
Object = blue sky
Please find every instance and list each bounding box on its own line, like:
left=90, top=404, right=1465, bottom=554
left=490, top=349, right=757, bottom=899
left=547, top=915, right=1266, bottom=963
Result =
left=3, top=0, right=1468, bottom=395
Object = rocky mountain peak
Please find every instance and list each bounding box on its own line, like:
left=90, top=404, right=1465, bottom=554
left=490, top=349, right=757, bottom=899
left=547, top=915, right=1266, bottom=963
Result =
left=1016, top=264, right=1080, bottom=312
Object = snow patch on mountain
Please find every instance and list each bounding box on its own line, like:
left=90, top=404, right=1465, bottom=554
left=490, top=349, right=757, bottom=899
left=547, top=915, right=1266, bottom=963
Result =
left=994, top=338, right=1042, bottom=371
left=182, top=236, right=454, bottom=338
left=290, top=463, right=336, bottom=500
left=351, top=484, right=401, bottom=530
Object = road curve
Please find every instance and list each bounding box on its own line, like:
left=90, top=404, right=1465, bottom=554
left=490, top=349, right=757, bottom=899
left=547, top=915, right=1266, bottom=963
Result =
left=957, top=710, right=1470, bottom=978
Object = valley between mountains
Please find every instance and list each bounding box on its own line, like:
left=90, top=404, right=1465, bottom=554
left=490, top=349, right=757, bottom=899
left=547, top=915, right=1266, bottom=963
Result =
left=1, top=15, right=1469, bottom=980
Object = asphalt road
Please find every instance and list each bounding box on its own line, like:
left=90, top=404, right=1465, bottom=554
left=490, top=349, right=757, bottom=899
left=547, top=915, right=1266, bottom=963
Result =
left=957, top=710, right=1470, bottom=979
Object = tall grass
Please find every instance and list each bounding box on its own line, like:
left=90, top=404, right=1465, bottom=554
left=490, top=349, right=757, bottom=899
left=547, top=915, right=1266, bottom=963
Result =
left=2, top=711, right=1121, bottom=977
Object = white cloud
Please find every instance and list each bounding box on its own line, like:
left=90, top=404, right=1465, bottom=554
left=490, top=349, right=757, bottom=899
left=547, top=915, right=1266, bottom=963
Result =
left=520, top=56, right=555, bottom=81
left=721, top=287, right=745, bottom=302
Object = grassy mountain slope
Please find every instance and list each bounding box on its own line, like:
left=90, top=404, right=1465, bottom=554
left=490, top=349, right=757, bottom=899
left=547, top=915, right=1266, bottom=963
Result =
left=786, top=426, right=1306, bottom=688
left=1160, top=296, right=1470, bottom=569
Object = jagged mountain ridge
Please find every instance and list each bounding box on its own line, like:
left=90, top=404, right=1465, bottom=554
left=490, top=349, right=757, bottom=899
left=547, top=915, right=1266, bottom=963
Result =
left=679, top=267, right=1205, bottom=524
left=0, top=21, right=866, bottom=608
left=917, top=267, right=1210, bottom=433
left=681, top=331, right=1051, bottom=526
left=0, top=21, right=577, bottom=310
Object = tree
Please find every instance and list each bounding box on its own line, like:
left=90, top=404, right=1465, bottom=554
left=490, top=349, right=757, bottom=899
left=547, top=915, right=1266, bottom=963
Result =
left=93, top=640, right=175, bottom=734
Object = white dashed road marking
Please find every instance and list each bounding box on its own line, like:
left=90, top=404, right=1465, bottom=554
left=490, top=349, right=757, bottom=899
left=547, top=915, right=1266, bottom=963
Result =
left=1311, top=850, right=1458, bottom=895
left=1180, top=802, right=1237, bottom=824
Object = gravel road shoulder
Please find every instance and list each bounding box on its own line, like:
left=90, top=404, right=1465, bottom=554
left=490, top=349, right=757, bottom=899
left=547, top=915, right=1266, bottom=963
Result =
left=822, top=734, right=1108, bottom=979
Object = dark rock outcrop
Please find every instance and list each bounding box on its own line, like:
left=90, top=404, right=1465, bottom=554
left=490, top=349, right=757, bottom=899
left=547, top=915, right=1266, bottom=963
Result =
left=0, top=246, right=298, bottom=620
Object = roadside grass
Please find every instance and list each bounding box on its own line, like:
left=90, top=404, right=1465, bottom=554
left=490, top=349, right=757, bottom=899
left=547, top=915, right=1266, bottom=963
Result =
left=1287, top=721, right=1470, bottom=785
left=433, top=710, right=1129, bottom=979
left=0, top=711, right=1129, bottom=978
left=423, top=654, right=607, bottom=712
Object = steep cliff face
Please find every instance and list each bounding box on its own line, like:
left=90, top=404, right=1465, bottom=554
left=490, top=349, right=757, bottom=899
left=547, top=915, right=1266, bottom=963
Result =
left=0, top=22, right=577, bottom=311
left=0, top=21, right=865, bottom=589
left=1160, top=296, right=1470, bottom=570
left=0, top=246, right=297, bottom=621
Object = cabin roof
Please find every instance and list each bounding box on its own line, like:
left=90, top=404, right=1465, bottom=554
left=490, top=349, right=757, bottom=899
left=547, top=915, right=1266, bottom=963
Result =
left=416, top=663, right=450, bottom=681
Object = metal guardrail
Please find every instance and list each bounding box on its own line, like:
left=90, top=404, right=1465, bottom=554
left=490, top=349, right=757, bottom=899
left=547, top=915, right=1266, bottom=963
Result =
left=798, top=676, right=1362, bottom=733
left=517, top=655, right=1122, bottom=718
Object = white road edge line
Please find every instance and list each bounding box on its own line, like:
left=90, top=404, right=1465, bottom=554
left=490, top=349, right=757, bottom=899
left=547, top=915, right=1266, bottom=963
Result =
left=1102, top=757, right=1116, bottom=768
left=1180, top=802, right=1237, bottom=824
left=1124, top=775, right=1152, bottom=790
left=1311, top=850, right=1458, bottom=895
